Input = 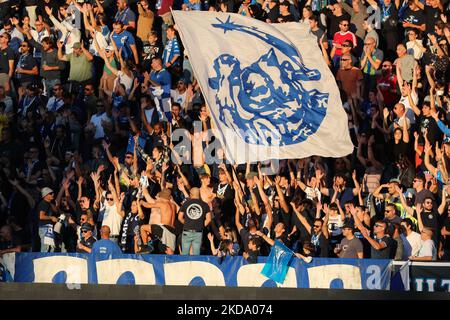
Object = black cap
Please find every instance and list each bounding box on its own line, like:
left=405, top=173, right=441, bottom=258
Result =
left=280, top=0, right=290, bottom=6
left=342, top=223, right=355, bottom=231
left=81, top=223, right=93, bottom=232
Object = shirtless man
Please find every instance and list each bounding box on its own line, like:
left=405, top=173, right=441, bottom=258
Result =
left=139, top=187, right=176, bottom=254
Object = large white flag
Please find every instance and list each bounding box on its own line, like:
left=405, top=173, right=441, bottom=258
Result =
left=173, top=11, right=354, bottom=164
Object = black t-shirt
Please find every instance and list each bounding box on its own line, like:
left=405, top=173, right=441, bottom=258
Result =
left=239, top=227, right=268, bottom=253
left=419, top=115, right=441, bottom=147
left=278, top=14, right=295, bottom=23
left=309, top=230, right=329, bottom=257
left=77, top=236, right=96, bottom=253
left=16, top=54, right=37, bottom=83
left=370, top=235, right=392, bottom=259
left=421, top=210, right=440, bottom=243
left=424, top=5, right=442, bottom=34
left=37, top=200, right=57, bottom=227
left=141, top=43, right=163, bottom=72
left=0, top=234, right=23, bottom=251
left=213, top=182, right=235, bottom=224
left=391, top=140, right=409, bottom=162
left=325, top=11, right=352, bottom=39
left=291, top=208, right=315, bottom=243
left=266, top=6, right=279, bottom=23
left=180, top=198, right=210, bottom=232
left=402, top=7, right=426, bottom=29
left=0, top=47, right=14, bottom=74
left=246, top=249, right=260, bottom=264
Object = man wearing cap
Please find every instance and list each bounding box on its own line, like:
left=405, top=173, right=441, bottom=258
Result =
left=178, top=187, right=212, bottom=255
left=277, top=1, right=295, bottom=23
left=37, top=187, right=59, bottom=252
left=335, top=223, right=364, bottom=258
left=77, top=222, right=96, bottom=253
left=57, top=41, right=93, bottom=87
left=140, top=188, right=177, bottom=253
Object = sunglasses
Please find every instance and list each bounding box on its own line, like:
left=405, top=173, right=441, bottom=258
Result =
left=342, top=44, right=351, bottom=47
left=313, top=225, right=321, bottom=228
left=21, top=45, right=28, bottom=47
left=81, top=230, right=89, bottom=233
left=107, top=198, right=114, bottom=201
left=341, top=58, right=350, bottom=61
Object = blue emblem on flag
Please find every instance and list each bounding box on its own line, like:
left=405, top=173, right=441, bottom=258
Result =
left=208, top=16, right=329, bottom=146
left=261, top=240, right=294, bottom=284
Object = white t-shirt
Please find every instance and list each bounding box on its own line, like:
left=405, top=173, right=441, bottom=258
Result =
left=101, top=202, right=123, bottom=236
left=401, top=231, right=421, bottom=260
left=114, top=71, right=134, bottom=94
left=399, top=90, right=418, bottom=125
left=304, top=186, right=321, bottom=202
left=417, top=239, right=437, bottom=260
left=406, top=40, right=424, bottom=60
left=327, top=214, right=343, bottom=237
left=170, top=89, right=187, bottom=108
left=90, top=112, right=111, bottom=139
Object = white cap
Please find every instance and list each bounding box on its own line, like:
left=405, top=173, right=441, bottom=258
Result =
left=41, top=187, right=54, bottom=198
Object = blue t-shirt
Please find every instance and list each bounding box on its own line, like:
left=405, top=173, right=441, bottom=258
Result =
left=114, top=7, right=136, bottom=25
left=162, top=38, right=181, bottom=66
left=91, top=239, right=122, bottom=255
left=111, top=30, right=136, bottom=61
left=150, top=69, right=172, bottom=99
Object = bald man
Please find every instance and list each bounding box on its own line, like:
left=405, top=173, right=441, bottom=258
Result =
left=178, top=187, right=212, bottom=255
left=91, top=226, right=122, bottom=255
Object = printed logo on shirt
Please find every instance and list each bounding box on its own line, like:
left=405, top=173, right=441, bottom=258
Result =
left=186, top=203, right=202, bottom=220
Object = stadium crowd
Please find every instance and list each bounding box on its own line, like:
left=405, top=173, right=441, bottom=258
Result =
left=0, top=0, right=450, bottom=262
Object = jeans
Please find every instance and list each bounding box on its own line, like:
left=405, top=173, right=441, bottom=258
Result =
left=44, top=78, right=60, bottom=97
left=38, top=226, right=52, bottom=253
left=181, top=230, right=202, bottom=255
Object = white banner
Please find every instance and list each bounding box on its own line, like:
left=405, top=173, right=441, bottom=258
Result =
left=173, top=11, right=353, bottom=164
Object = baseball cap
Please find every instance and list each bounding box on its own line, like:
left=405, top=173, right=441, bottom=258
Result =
left=81, top=222, right=93, bottom=232
left=105, top=45, right=113, bottom=51
left=72, top=42, right=81, bottom=49
left=389, top=178, right=401, bottom=184
left=342, top=222, right=355, bottom=230
left=444, top=136, right=450, bottom=145
left=41, top=187, right=54, bottom=198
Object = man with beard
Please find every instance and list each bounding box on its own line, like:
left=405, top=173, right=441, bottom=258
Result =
left=291, top=201, right=329, bottom=257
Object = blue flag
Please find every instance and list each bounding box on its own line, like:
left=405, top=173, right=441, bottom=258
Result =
left=261, top=240, right=294, bottom=284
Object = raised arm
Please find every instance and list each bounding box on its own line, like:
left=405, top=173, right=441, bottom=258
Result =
left=290, top=202, right=312, bottom=235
